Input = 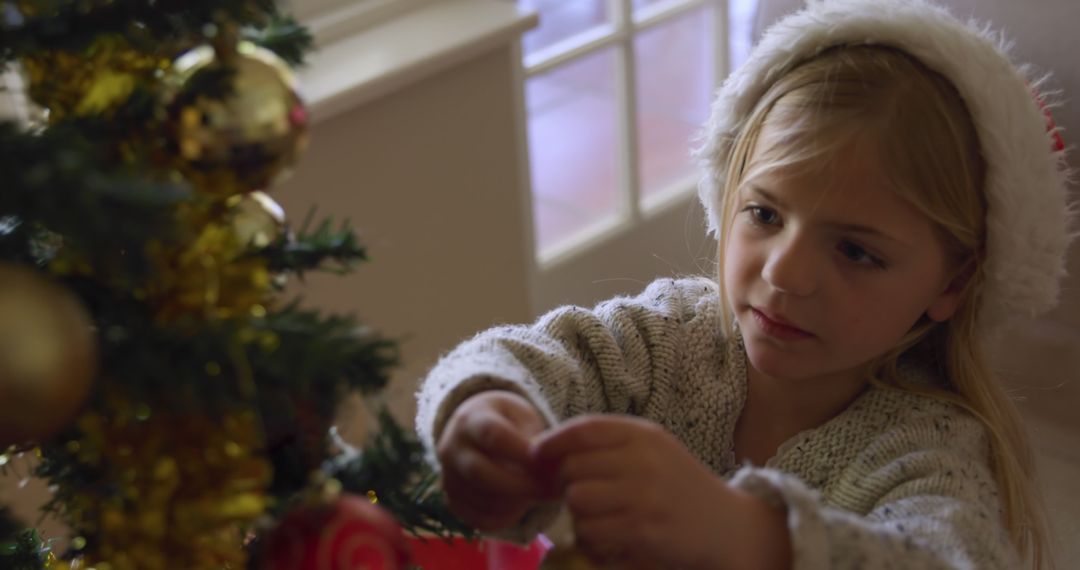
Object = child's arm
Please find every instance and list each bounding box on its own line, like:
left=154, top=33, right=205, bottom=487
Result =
left=726, top=408, right=1021, bottom=569
left=416, top=277, right=717, bottom=463
left=415, top=277, right=719, bottom=539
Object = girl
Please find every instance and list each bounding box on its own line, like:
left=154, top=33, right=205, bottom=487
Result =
left=416, top=0, right=1072, bottom=568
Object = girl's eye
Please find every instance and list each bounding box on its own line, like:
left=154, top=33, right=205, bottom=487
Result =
left=838, top=240, right=887, bottom=270
left=744, top=205, right=779, bottom=226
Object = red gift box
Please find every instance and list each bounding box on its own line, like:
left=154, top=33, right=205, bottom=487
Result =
left=408, top=535, right=552, bottom=570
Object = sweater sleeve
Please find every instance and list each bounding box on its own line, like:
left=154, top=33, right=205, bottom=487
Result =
left=728, top=410, right=1021, bottom=569
left=414, top=276, right=719, bottom=466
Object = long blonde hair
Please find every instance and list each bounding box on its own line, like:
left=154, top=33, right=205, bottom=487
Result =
left=713, top=45, right=1050, bottom=568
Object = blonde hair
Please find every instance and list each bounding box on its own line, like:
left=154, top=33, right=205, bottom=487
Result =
left=714, top=45, right=1051, bottom=568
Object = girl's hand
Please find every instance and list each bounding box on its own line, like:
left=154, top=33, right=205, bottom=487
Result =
left=532, top=415, right=791, bottom=570
left=436, top=390, right=548, bottom=531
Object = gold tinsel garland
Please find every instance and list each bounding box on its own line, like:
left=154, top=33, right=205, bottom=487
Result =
left=53, top=399, right=271, bottom=570
left=8, top=23, right=309, bottom=568
left=21, top=35, right=170, bottom=123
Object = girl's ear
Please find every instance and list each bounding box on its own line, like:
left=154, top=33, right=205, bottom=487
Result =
left=926, top=262, right=974, bottom=322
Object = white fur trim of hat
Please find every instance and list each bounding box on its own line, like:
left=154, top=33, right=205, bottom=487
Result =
left=694, top=0, right=1074, bottom=337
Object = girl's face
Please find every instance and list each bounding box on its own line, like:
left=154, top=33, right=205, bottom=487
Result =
left=723, top=133, right=964, bottom=385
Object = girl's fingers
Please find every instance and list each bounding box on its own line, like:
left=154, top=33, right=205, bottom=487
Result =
left=497, top=394, right=548, bottom=437
left=532, top=415, right=634, bottom=464
left=442, top=464, right=535, bottom=524
left=448, top=445, right=542, bottom=498
left=557, top=448, right=627, bottom=486
left=564, top=479, right=629, bottom=518
left=573, top=512, right=641, bottom=564
left=443, top=480, right=528, bottom=531
left=463, top=408, right=533, bottom=464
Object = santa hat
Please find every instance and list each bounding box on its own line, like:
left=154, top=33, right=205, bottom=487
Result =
left=695, top=0, right=1074, bottom=336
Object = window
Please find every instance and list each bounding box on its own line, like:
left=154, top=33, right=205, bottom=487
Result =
left=519, top=0, right=756, bottom=261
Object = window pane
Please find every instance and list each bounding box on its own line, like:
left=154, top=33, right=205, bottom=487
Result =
left=518, top=0, right=610, bottom=58
left=526, top=48, right=621, bottom=251
left=635, top=5, right=715, bottom=201
left=729, top=0, right=759, bottom=69
left=631, top=0, right=665, bottom=11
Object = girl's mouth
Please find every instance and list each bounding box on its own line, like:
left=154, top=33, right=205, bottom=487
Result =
left=751, top=308, right=814, bottom=341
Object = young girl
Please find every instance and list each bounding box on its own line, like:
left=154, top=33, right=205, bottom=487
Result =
left=416, top=0, right=1072, bottom=568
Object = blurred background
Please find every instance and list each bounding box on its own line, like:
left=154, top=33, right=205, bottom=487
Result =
left=2, top=0, right=1076, bottom=565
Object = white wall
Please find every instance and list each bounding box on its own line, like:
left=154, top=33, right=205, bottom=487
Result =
left=274, top=45, right=536, bottom=437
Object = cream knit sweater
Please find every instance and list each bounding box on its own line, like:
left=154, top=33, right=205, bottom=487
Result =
left=415, top=277, right=1021, bottom=569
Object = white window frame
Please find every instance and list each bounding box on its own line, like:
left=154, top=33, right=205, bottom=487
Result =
left=524, top=0, right=729, bottom=266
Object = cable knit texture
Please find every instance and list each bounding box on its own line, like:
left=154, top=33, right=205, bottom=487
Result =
left=416, top=277, right=1020, bottom=569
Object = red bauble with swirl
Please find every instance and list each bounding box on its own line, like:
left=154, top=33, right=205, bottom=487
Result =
left=261, top=494, right=411, bottom=570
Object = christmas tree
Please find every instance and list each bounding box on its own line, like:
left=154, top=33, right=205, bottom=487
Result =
left=0, top=1, right=470, bottom=568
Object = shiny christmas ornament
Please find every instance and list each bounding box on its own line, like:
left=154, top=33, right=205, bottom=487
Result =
left=166, top=42, right=309, bottom=194
left=541, top=545, right=602, bottom=570
left=540, top=509, right=643, bottom=570
left=0, top=263, right=97, bottom=447
left=228, top=191, right=287, bottom=249
left=139, top=194, right=275, bottom=321
left=540, top=546, right=645, bottom=570
left=260, top=494, right=411, bottom=570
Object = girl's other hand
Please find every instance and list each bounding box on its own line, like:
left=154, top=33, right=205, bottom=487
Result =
left=436, top=390, right=548, bottom=531
left=532, top=415, right=790, bottom=570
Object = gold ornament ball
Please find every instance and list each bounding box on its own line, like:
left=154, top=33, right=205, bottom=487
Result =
left=541, top=546, right=602, bottom=570
left=166, top=42, right=309, bottom=194
left=541, top=545, right=646, bottom=570
left=0, top=264, right=97, bottom=447
left=228, top=191, right=287, bottom=249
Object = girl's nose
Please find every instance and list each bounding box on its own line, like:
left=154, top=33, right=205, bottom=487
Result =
left=761, top=235, right=818, bottom=297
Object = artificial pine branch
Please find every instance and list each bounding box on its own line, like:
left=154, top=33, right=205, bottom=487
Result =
left=261, top=212, right=368, bottom=277
left=0, top=121, right=188, bottom=280
left=250, top=301, right=398, bottom=396
left=329, top=408, right=475, bottom=539
left=3, top=0, right=473, bottom=564
left=30, top=290, right=401, bottom=508
left=241, top=15, right=314, bottom=67
left=1, top=0, right=309, bottom=65
left=0, top=509, right=50, bottom=570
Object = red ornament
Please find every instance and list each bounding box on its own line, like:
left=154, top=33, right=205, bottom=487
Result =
left=1030, top=86, right=1066, bottom=153
left=408, top=535, right=550, bottom=570
left=261, top=494, right=411, bottom=570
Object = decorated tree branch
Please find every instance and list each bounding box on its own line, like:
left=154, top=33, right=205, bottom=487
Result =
left=0, top=1, right=468, bottom=568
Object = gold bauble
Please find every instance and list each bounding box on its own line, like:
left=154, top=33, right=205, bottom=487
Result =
left=541, top=545, right=644, bottom=570
left=541, top=546, right=602, bottom=570
left=228, top=191, right=287, bottom=249
left=0, top=264, right=97, bottom=447
left=166, top=42, right=309, bottom=194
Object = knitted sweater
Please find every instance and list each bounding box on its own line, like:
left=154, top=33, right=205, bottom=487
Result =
left=415, top=277, right=1021, bottom=569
